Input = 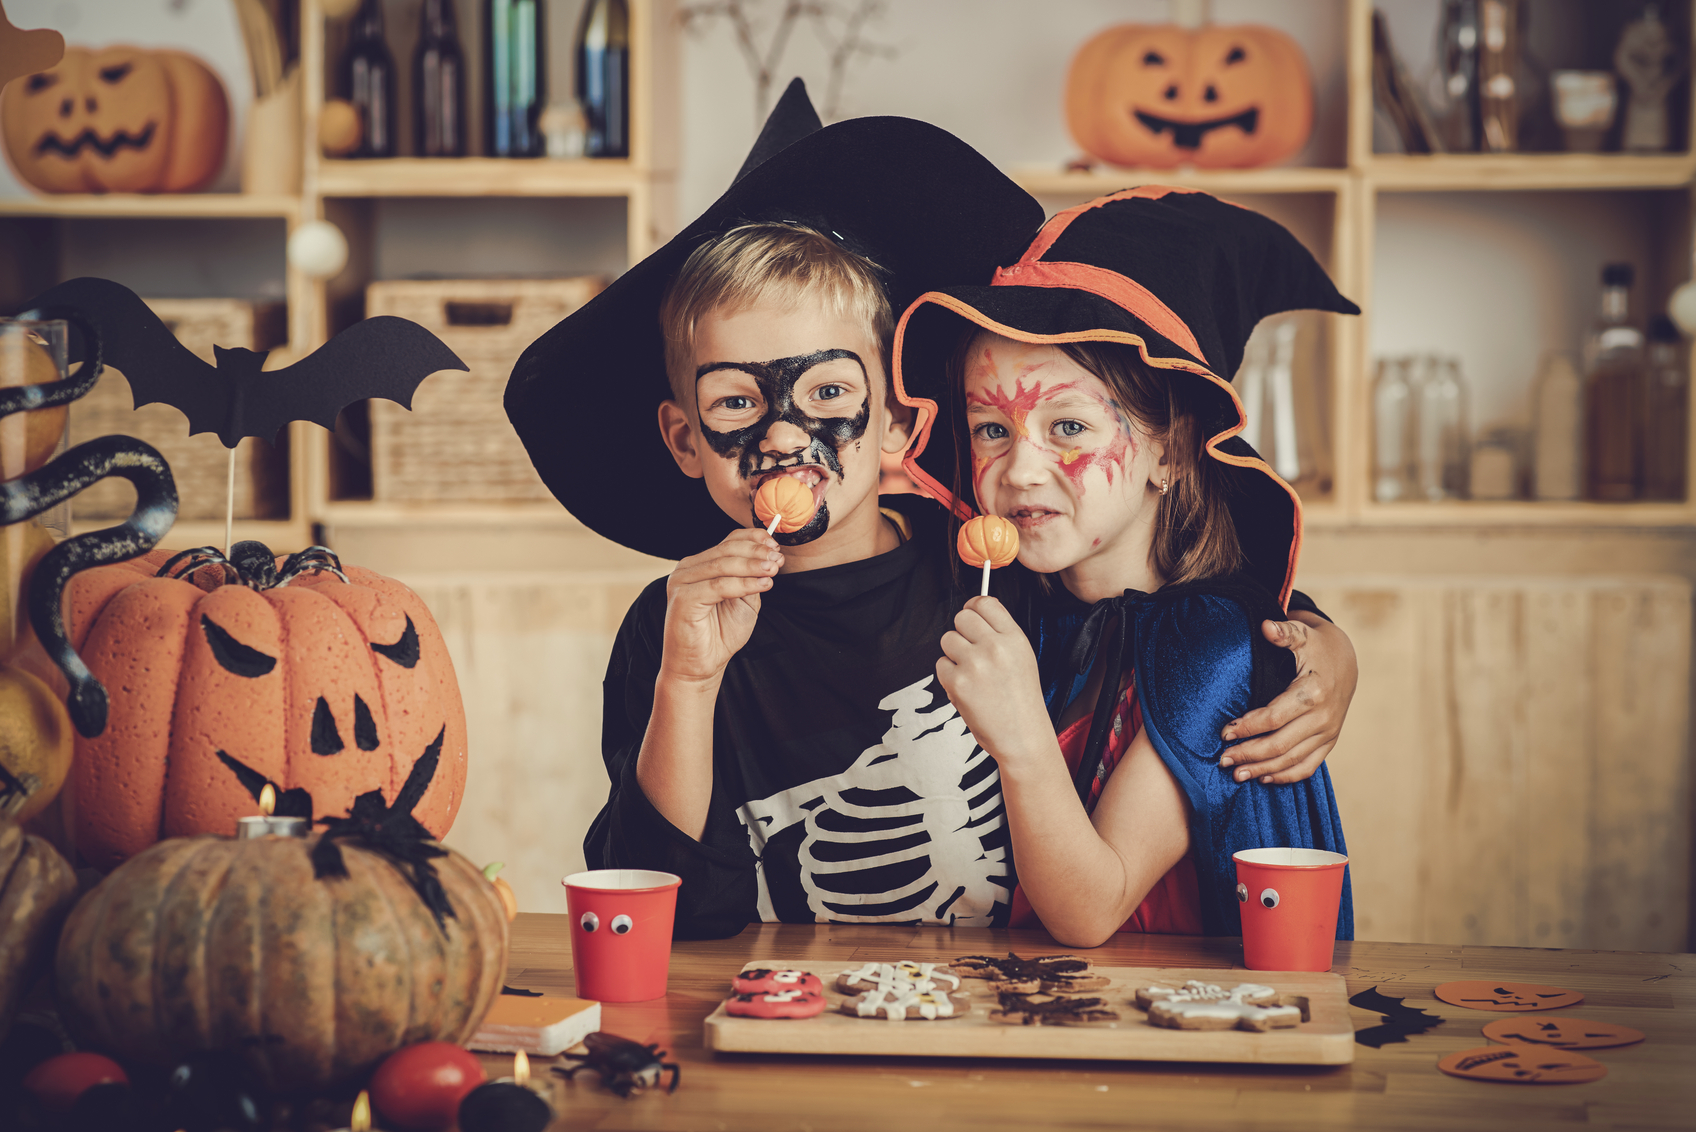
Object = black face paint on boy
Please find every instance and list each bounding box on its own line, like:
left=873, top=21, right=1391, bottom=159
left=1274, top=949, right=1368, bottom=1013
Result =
left=695, top=349, right=873, bottom=546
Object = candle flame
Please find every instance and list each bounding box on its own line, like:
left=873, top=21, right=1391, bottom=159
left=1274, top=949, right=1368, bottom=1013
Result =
left=514, top=1049, right=530, bottom=1086
left=259, top=783, right=276, bottom=817
left=351, top=1090, right=370, bottom=1132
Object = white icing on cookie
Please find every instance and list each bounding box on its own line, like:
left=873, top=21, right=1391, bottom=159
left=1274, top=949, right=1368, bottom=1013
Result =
left=1139, top=981, right=1299, bottom=1029
left=764, top=989, right=811, bottom=1003
left=853, top=986, right=959, bottom=1021
left=839, top=962, right=961, bottom=991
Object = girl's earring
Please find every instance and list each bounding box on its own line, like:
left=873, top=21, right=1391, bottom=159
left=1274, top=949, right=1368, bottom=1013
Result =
left=1159, top=478, right=1170, bottom=497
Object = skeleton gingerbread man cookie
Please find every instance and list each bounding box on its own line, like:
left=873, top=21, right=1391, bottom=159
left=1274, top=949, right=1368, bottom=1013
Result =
left=834, top=962, right=963, bottom=995
left=842, top=984, right=972, bottom=1021
left=1136, top=980, right=1306, bottom=1032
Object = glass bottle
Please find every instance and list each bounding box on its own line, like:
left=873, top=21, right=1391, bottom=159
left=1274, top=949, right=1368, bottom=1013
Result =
left=1414, top=355, right=1468, bottom=500
left=576, top=0, right=630, bottom=158
left=1642, top=314, right=1687, bottom=501
left=415, top=0, right=466, bottom=157
left=341, top=0, right=395, bottom=158
left=485, top=0, right=546, bottom=157
left=1583, top=263, right=1645, bottom=500
left=1372, top=357, right=1414, bottom=501
left=1531, top=351, right=1582, bottom=500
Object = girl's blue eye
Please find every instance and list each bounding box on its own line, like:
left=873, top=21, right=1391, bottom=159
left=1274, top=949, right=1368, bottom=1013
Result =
left=1055, top=420, right=1085, bottom=438
left=974, top=422, right=1009, bottom=441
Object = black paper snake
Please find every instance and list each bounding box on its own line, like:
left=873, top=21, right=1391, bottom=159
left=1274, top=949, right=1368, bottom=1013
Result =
left=0, top=307, right=178, bottom=737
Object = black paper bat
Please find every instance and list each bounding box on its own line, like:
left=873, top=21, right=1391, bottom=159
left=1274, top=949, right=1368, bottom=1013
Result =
left=1350, top=986, right=1445, bottom=1048
left=22, top=277, right=468, bottom=447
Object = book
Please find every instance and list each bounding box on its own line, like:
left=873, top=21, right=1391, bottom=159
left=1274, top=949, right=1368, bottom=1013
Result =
left=469, top=995, right=603, bottom=1056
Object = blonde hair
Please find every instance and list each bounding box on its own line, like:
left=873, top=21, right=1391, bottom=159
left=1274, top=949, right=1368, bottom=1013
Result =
left=659, top=222, right=894, bottom=403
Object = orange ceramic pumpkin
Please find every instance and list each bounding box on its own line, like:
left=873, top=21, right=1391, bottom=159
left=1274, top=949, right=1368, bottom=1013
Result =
left=1065, top=23, right=1313, bottom=169
left=1, top=45, right=228, bottom=193
left=28, top=541, right=467, bottom=868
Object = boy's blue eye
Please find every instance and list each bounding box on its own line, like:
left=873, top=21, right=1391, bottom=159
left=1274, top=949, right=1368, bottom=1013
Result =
left=816, top=384, right=843, bottom=400
left=1055, top=420, right=1085, bottom=438
left=720, top=396, right=756, bottom=411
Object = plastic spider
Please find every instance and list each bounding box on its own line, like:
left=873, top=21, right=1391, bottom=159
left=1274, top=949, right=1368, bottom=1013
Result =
left=552, top=1032, right=681, bottom=1098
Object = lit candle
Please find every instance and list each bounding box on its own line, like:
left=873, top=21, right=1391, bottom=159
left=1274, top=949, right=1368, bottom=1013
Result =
left=235, top=782, right=309, bottom=839
left=457, top=1051, right=553, bottom=1132
left=331, top=1088, right=373, bottom=1132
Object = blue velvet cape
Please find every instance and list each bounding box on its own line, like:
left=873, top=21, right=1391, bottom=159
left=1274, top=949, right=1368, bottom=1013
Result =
left=1028, top=576, right=1353, bottom=940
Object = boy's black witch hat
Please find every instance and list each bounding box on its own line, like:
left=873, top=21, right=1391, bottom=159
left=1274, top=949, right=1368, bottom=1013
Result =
left=892, top=187, right=1360, bottom=606
left=505, top=80, right=1044, bottom=561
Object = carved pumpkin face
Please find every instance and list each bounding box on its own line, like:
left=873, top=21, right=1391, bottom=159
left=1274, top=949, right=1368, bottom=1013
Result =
left=1, top=45, right=228, bottom=193
left=1481, top=1016, right=1645, bottom=1050
left=1434, top=980, right=1586, bottom=1013
left=1436, top=1045, right=1607, bottom=1084
left=28, top=543, right=466, bottom=867
left=1065, top=23, right=1313, bottom=170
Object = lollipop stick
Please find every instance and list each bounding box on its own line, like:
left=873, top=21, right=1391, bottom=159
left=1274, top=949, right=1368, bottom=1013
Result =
left=980, top=559, right=992, bottom=598
left=766, top=513, right=783, bottom=536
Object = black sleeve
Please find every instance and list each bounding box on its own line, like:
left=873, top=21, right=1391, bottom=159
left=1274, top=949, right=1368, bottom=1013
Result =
left=583, top=579, right=759, bottom=940
left=1286, top=588, right=1332, bottom=624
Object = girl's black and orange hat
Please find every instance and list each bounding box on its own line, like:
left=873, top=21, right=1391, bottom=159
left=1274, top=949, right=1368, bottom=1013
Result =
left=892, top=186, right=1359, bottom=606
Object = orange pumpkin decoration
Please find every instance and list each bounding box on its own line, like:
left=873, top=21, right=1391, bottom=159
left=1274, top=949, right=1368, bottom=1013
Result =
left=27, top=541, right=467, bottom=868
left=0, top=815, right=78, bottom=1041
left=1, top=44, right=229, bottom=193
left=957, top=514, right=1019, bottom=568
left=55, top=828, right=507, bottom=1092
left=1065, top=23, right=1313, bottom=170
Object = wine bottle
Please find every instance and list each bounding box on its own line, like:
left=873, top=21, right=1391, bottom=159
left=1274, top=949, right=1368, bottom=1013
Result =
left=485, top=0, right=546, bottom=157
left=576, top=0, right=629, bottom=158
left=342, top=0, right=395, bottom=158
left=416, top=0, right=466, bottom=157
left=1642, top=314, right=1687, bottom=501
left=1583, top=263, right=1645, bottom=500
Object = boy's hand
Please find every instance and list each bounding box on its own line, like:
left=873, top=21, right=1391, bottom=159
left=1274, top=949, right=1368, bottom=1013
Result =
left=659, top=528, right=782, bottom=685
left=1218, top=613, right=1357, bottom=785
left=937, top=596, right=1053, bottom=766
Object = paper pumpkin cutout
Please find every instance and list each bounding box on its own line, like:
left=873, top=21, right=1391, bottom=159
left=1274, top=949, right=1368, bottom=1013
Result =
left=1482, top=1016, right=1645, bottom=1050
left=1434, top=981, right=1584, bottom=1013
left=1, top=45, right=229, bottom=193
left=0, top=3, right=63, bottom=95
left=1437, top=1045, right=1606, bottom=1085
left=1065, top=23, right=1313, bottom=170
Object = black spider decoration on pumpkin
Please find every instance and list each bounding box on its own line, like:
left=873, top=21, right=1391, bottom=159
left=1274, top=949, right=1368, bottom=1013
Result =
left=157, top=541, right=349, bottom=589
left=552, top=1032, right=681, bottom=1098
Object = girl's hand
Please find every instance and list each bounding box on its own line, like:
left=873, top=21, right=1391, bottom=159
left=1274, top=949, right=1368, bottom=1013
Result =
left=1218, top=612, right=1357, bottom=784
left=937, top=596, right=1053, bottom=766
left=658, top=528, right=782, bottom=686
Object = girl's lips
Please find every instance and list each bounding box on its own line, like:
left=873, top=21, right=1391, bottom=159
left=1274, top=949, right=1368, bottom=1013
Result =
left=1005, top=506, right=1063, bottom=530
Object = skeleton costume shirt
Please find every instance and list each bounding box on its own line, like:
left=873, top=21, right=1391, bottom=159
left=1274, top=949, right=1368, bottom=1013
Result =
left=587, top=493, right=1013, bottom=939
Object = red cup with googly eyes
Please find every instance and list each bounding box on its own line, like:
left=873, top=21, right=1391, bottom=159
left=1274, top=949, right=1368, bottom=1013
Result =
left=561, top=869, right=682, bottom=1002
left=1233, top=848, right=1348, bottom=972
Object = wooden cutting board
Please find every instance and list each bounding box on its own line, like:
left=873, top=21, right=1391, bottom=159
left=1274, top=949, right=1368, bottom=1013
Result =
left=703, top=962, right=1354, bottom=1065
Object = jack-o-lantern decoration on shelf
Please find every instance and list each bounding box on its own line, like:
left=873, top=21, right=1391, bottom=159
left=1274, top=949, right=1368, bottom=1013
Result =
left=55, top=777, right=508, bottom=1093
left=26, top=540, right=467, bottom=868
left=1065, top=23, right=1313, bottom=170
left=1, top=45, right=229, bottom=193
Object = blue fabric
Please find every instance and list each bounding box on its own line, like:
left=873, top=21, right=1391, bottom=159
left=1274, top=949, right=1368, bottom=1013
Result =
left=1034, top=590, right=1353, bottom=941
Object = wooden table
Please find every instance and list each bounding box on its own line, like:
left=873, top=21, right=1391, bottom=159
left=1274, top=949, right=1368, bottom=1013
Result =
left=489, top=915, right=1693, bottom=1131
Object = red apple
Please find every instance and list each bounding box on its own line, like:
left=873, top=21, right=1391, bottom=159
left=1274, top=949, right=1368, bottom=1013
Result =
left=370, top=1041, right=488, bottom=1131
left=21, top=1052, right=128, bottom=1115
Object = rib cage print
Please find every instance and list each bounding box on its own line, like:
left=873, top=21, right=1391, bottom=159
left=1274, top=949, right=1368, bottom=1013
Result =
left=739, top=676, right=1011, bottom=925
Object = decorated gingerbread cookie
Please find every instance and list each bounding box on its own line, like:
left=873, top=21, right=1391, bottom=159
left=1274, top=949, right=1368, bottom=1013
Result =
left=841, top=985, right=972, bottom=1021
left=990, top=992, right=1120, bottom=1026
left=1136, top=981, right=1304, bottom=1032
left=834, top=962, right=962, bottom=995
left=733, top=967, right=825, bottom=996
left=952, top=953, right=1102, bottom=994
left=725, top=988, right=828, bottom=1019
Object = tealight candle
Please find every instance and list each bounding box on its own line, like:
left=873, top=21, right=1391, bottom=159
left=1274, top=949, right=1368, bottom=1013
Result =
left=332, top=1089, right=374, bottom=1132
left=235, top=782, right=308, bottom=840
left=457, top=1051, right=553, bottom=1132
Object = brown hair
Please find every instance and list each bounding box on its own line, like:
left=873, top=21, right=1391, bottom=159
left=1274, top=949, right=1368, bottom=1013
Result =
left=948, top=332, right=1242, bottom=588
left=658, top=221, right=894, bottom=403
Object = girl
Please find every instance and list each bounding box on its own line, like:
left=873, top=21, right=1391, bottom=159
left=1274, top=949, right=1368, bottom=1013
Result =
left=891, top=187, right=1355, bottom=947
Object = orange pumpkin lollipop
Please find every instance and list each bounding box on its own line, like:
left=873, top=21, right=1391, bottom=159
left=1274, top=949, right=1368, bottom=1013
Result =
left=754, top=476, right=817, bottom=535
left=958, top=515, right=1019, bottom=596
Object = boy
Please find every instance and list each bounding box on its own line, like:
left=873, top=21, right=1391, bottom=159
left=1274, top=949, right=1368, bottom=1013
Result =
left=506, top=83, right=1355, bottom=937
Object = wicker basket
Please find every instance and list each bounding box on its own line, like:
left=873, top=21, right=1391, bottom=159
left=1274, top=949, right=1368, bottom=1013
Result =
left=364, top=277, right=604, bottom=504
left=67, top=299, right=289, bottom=521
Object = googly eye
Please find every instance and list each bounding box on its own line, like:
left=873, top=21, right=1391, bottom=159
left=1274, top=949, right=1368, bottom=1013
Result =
left=611, top=914, right=633, bottom=934
left=580, top=911, right=599, bottom=932
left=1259, top=888, right=1280, bottom=909
left=1236, top=882, right=1248, bottom=903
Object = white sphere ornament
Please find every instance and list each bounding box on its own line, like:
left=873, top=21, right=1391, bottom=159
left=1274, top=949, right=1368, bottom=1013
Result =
left=1669, top=280, right=1696, bottom=337
left=288, top=220, right=349, bottom=280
